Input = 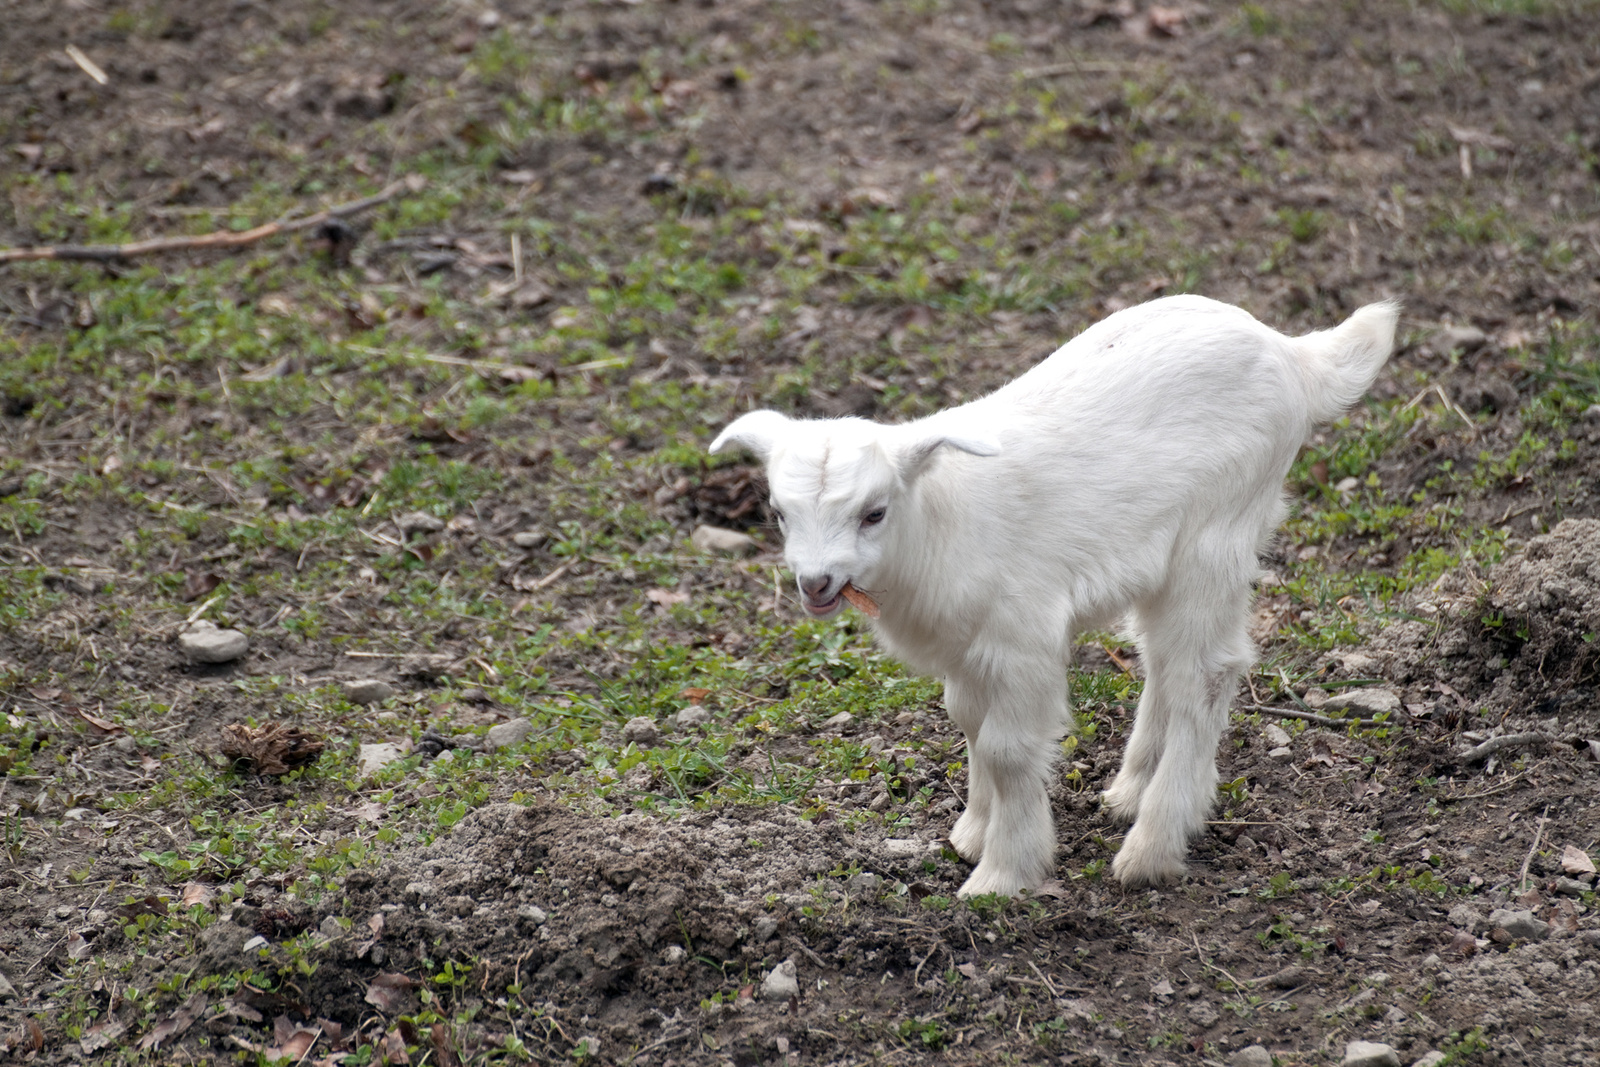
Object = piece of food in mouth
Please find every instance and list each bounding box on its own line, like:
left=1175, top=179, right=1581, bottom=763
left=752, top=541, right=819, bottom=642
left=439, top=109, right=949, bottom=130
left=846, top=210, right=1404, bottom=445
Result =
left=840, top=583, right=880, bottom=618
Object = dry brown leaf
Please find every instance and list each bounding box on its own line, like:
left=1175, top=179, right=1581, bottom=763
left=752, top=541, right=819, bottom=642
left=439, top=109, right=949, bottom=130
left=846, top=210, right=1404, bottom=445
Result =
left=645, top=587, right=691, bottom=610
left=268, top=1015, right=320, bottom=1060
left=66, top=932, right=92, bottom=960
left=79, top=1019, right=126, bottom=1053
left=220, top=722, right=326, bottom=776
left=680, top=687, right=712, bottom=702
left=368, top=913, right=385, bottom=938
left=382, top=1028, right=412, bottom=1065
left=364, top=973, right=418, bottom=1014
left=180, top=882, right=215, bottom=908
left=76, top=707, right=122, bottom=734
left=182, top=571, right=223, bottom=602
left=138, top=993, right=208, bottom=1051
left=1561, top=844, right=1596, bottom=876
left=840, top=583, right=880, bottom=618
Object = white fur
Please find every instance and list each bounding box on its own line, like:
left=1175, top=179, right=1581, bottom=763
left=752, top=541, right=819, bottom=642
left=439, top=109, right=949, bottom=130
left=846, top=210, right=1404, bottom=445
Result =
left=711, top=295, right=1397, bottom=895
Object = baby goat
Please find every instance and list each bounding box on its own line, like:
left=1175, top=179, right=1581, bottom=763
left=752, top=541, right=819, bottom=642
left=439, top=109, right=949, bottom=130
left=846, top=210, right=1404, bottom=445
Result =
left=711, top=295, right=1397, bottom=896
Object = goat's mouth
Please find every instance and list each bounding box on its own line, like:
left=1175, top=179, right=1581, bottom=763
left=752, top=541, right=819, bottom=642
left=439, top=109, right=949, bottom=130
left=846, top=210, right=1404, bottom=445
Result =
left=803, top=591, right=843, bottom=616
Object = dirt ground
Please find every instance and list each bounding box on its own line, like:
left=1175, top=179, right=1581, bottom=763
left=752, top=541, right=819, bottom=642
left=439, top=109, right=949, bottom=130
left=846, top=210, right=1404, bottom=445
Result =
left=3, top=0, right=1600, bottom=1065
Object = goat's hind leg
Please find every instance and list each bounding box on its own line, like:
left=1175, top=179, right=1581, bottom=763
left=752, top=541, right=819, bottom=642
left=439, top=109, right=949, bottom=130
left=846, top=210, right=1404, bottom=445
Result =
left=1111, top=583, right=1254, bottom=887
left=1100, top=614, right=1168, bottom=826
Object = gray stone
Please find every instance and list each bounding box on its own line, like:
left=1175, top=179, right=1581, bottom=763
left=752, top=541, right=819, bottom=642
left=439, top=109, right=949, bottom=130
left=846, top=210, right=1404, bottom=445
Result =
left=397, top=511, right=445, bottom=534
left=358, top=742, right=407, bottom=775
left=881, top=838, right=927, bottom=859
left=753, top=915, right=779, bottom=941
left=1488, top=908, right=1550, bottom=941
left=847, top=872, right=882, bottom=896
left=1187, top=1001, right=1219, bottom=1028
left=345, top=679, right=395, bottom=705
left=1437, top=324, right=1487, bottom=353
left=1447, top=904, right=1482, bottom=931
left=691, top=524, right=757, bottom=556
left=621, top=716, right=661, bottom=746
left=1554, top=877, right=1591, bottom=897
left=178, top=620, right=249, bottom=663
left=485, top=719, right=535, bottom=748
left=1231, top=1046, right=1273, bottom=1067
left=517, top=904, right=548, bottom=925
left=1323, top=687, right=1401, bottom=717
left=1341, top=1041, right=1401, bottom=1067
left=243, top=935, right=269, bottom=952
left=821, top=711, right=854, bottom=730
left=0, top=965, right=21, bottom=999
left=1262, top=724, right=1291, bottom=747
left=1411, top=1053, right=1446, bottom=1067
left=512, top=529, right=546, bottom=548
left=318, top=916, right=346, bottom=939
left=674, top=705, right=713, bottom=728
left=760, top=958, right=799, bottom=1000
left=1268, top=746, right=1293, bottom=761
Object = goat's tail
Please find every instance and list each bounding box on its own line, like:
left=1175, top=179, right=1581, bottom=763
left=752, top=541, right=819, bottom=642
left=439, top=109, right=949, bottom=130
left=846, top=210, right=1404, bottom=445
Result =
left=1292, top=301, right=1400, bottom=424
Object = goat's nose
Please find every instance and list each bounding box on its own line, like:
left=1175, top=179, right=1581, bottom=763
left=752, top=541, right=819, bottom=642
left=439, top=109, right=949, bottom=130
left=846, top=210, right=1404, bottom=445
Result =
left=798, top=574, right=833, bottom=599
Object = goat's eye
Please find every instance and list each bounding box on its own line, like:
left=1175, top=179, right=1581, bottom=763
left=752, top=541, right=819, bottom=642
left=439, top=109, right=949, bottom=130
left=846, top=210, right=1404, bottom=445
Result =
left=770, top=505, right=785, bottom=524
left=862, top=507, right=886, bottom=527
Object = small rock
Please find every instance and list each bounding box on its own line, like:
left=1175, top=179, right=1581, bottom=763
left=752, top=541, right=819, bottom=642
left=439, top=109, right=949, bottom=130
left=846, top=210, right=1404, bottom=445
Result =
left=691, top=524, right=757, bottom=556
left=1301, top=687, right=1328, bottom=710
left=847, top=872, right=882, bottom=896
left=397, top=511, right=446, bottom=534
left=760, top=958, right=800, bottom=1000
left=358, top=742, right=407, bottom=775
left=512, top=529, right=546, bottom=548
left=459, top=687, right=489, bottom=704
left=1231, top=1046, right=1273, bottom=1067
left=1411, top=1052, right=1446, bottom=1067
left=661, top=945, right=687, bottom=964
left=178, top=620, right=249, bottom=664
left=868, top=791, right=891, bottom=812
left=1268, top=746, right=1293, bottom=761
left=433, top=749, right=455, bottom=764
left=345, top=679, right=396, bottom=705
left=753, top=915, right=779, bottom=941
left=1488, top=908, right=1550, bottom=941
left=1341, top=1040, right=1401, bottom=1067
left=1554, top=877, right=1590, bottom=897
left=1323, top=687, right=1400, bottom=717
left=485, top=719, right=535, bottom=748
left=1447, top=904, right=1482, bottom=931
left=881, top=838, right=927, bottom=858
left=243, top=935, right=269, bottom=952
left=1262, top=724, right=1291, bottom=747
left=821, top=711, right=854, bottom=730
left=1437, top=324, right=1487, bottom=353
left=318, top=916, right=346, bottom=939
left=674, top=705, right=712, bottom=728
left=62, top=807, right=91, bottom=821
left=1187, top=1001, right=1219, bottom=1028
left=1260, top=964, right=1303, bottom=989
left=517, top=904, right=548, bottom=925
left=621, top=716, right=661, bottom=746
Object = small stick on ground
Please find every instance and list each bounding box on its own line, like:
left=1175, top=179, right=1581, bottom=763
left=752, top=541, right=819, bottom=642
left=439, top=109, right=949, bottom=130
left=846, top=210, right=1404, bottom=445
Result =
left=0, top=176, right=423, bottom=264
left=1242, top=703, right=1385, bottom=729
left=1517, top=805, right=1550, bottom=891
left=1459, top=731, right=1553, bottom=765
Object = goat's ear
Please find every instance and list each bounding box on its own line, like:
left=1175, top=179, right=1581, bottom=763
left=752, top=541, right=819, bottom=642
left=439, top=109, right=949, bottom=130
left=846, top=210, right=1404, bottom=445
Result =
left=895, top=428, right=1001, bottom=479
left=710, top=410, right=791, bottom=461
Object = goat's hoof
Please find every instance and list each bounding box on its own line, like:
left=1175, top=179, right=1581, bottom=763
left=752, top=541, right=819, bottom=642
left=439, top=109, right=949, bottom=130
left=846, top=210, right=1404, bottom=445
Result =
left=1110, top=847, right=1185, bottom=888
left=956, top=867, right=1025, bottom=899
left=948, top=812, right=986, bottom=863
left=1100, top=782, right=1143, bottom=826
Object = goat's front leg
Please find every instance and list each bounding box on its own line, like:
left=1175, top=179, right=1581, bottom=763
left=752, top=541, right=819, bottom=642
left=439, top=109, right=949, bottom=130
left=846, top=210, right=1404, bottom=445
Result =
left=952, top=663, right=1070, bottom=897
left=944, top=675, right=991, bottom=863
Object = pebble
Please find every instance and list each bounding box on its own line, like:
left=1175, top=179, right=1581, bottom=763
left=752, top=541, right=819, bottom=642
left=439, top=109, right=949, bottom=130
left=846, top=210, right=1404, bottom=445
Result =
left=1488, top=908, right=1550, bottom=941
left=178, top=620, right=249, bottom=663
left=622, top=716, right=661, bottom=746
left=1447, top=904, right=1482, bottom=931
left=1323, top=687, right=1400, bottom=716
left=1411, top=1053, right=1446, bottom=1067
left=517, top=905, right=548, bottom=925
left=661, top=945, right=687, bottom=964
left=1187, top=1001, right=1219, bottom=1028
left=243, top=935, right=269, bottom=952
left=1553, top=877, right=1591, bottom=897
left=512, top=529, right=546, bottom=548
left=753, top=915, right=779, bottom=941
left=847, top=872, right=882, bottom=896
left=1436, top=324, right=1487, bottom=353
left=690, top=524, right=757, bottom=556
left=485, top=719, right=535, bottom=748
left=345, top=679, right=396, bottom=705
left=821, top=711, right=854, bottom=730
left=1262, top=724, right=1291, bottom=747
left=318, top=916, right=345, bottom=939
left=1231, top=1046, right=1273, bottom=1067
left=881, top=838, right=927, bottom=858
left=760, top=958, right=800, bottom=1000
left=674, top=705, right=712, bottom=728
left=358, top=742, right=407, bottom=775
left=1342, top=1041, right=1401, bottom=1067
left=397, top=511, right=445, bottom=534
left=1268, top=746, right=1293, bottom=761
left=0, top=969, right=15, bottom=999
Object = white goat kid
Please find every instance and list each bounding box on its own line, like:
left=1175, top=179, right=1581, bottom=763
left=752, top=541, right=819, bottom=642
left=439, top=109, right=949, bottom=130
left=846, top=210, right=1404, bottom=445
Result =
left=711, top=295, right=1397, bottom=896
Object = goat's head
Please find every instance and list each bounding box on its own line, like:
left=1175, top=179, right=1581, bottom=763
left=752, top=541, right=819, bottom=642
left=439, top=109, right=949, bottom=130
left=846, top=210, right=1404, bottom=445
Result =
left=709, top=411, right=1000, bottom=616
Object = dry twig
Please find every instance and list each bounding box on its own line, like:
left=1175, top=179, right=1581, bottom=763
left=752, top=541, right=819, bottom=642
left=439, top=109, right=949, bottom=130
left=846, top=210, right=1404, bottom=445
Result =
left=0, top=177, right=423, bottom=264
left=1242, top=703, right=1385, bottom=729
